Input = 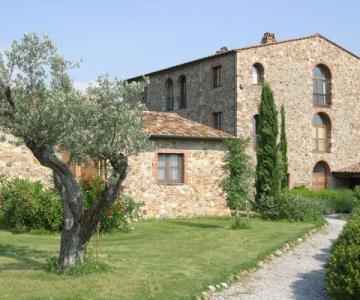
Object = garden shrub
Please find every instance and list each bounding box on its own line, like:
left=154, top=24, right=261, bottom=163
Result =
left=258, top=192, right=322, bottom=221
left=80, top=176, right=143, bottom=232
left=0, top=177, right=62, bottom=232
left=325, top=209, right=360, bottom=299
left=0, top=175, right=142, bottom=233
left=290, top=187, right=355, bottom=213
left=353, top=185, right=360, bottom=208
left=220, top=137, right=254, bottom=228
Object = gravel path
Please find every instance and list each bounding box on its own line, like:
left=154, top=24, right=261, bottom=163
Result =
left=211, top=216, right=345, bottom=300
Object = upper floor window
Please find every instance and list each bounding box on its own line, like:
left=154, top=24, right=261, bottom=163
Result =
left=165, top=79, right=174, bottom=111
left=313, top=64, right=331, bottom=107
left=142, top=86, right=148, bottom=104
left=252, top=63, right=264, bottom=85
left=312, top=113, right=331, bottom=153
left=252, top=115, right=260, bottom=149
left=157, top=153, right=184, bottom=184
left=179, top=75, right=187, bottom=108
left=213, top=66, right=222, bottom=88
left=213, top=112, right=222, bottom=130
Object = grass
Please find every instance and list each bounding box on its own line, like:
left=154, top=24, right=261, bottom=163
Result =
left=0, top=217, right=319, bottom=300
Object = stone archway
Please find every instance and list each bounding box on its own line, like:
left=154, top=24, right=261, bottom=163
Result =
left=312, top=161, right=330, bottom=190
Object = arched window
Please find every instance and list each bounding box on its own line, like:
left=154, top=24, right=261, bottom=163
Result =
left=165, top=79, right=174, bottom=111
left=312, top=161, right=330, bottom=190
left=312, top=113, right=331, bottom=153
left=252, top=63, right=264, bottom=85
left=252, top=115, right=259, bottom=149
left=179, top=75, right=187, bottom=108
left=313, top=65, right=331, bottom=107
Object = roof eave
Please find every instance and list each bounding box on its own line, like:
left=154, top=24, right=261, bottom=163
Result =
left=126, top=50, right=237, bottom=81
left=236, top=33, right=359, bottom=60
left=149, top=134, right=230, bottom=141
left=332, top=171, right=360, bottom=177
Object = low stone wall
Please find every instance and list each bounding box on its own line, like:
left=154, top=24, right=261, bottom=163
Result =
left=0, top=133, right=52, bottom=185
left=123, top=138, right=229, bottom=218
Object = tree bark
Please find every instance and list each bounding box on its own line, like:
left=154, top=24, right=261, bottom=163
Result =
left=26, top=140, right=128, bottom=269
left=53, top=172, right=85, bottom=267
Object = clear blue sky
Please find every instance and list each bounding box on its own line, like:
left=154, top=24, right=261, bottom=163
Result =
left=1, top=0, right=359, bottom=86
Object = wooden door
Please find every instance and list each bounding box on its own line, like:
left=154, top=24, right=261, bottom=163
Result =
left=312, top=162, right=328, bottom=190
left=312, top=173, right=326, bottom=190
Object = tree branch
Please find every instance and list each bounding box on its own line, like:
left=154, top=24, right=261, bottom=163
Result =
left=81, top=154, right=128, bottom=242
left=2, top=85, right=15, bottom=110
left=24, top=139, right=83, bottom=212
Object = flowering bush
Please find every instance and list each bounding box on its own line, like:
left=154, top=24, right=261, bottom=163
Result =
left=80, top=176, right=143, bottom=232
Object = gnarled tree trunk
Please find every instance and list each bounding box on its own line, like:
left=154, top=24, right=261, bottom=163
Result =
left=54, top=173, right=85, bottom=267
left=26, top=140, right=128, bottom=269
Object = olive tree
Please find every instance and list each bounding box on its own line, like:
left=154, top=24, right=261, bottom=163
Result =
left=0, top=33, right=150, bottom=268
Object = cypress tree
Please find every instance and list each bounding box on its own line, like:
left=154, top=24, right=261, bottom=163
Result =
left=280, top=104, right=289, bottom=189
left=255, top=83, right=279, bottom=205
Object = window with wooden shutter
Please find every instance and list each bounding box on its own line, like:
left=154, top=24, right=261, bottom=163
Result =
left=157, top=154, right=184, bottom=184
left=165, top=79, right=174, bottom=111
left=313, top=65, right=331, bottom=107
left=312, top=113, right=331, bottom=153
left=213, top=112, right=222, bottom=130
left=179, top=75, right=187, bottom=108
left=252, top=63, right=264, bottom=85
left=213, top=66, right=222, bottom=88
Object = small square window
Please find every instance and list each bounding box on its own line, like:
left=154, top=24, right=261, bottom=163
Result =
left=157, top=154, right=184, bottom=184
left=213, top=66, right=222, bottom=88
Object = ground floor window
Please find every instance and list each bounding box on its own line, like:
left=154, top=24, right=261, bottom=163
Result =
left=157, top=153, right=184, bottom=184
left=312, top=161, right=330, bottom=190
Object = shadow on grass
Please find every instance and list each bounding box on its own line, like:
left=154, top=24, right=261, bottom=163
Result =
left=171, top=221, right=224, bottom=229
left=0, top=244, right=48, bottom=270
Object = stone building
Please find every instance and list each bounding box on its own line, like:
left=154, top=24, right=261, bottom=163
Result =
left=0, top=133, right=52, bottom=185
left=123, top=112, right=230, bottom=218
left=69, top=111, right=231, bottom=218
left=1, top=32, right=359, bottom=218
left=128, top=33, right=360, bottom=190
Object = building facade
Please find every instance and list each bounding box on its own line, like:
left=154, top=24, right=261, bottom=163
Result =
left=122, top=112, right=230, bottom=218
left=129, top=33, right=360, bottom=189
left=1, top=32, right=359, bottom=219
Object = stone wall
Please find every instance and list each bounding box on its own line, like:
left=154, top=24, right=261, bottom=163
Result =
left=122, top=138, right=229, bottom=218
left=0, top=133, right=229, bottom=219
left=235, top=36, right=360, bottom=188
left=0, top=133, right=52, bottom=185
left=143, top=52, right=237, bottom=135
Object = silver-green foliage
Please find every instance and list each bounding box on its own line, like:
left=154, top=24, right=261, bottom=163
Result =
left=0, top=33, right=150, bottom=165
left=0, top=33, right=151, bottom=268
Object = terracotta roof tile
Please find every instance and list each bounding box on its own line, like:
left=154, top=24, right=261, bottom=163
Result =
left=143, top=111, right=231, bottom=140
left=127, top=34, right=359, bottom=81
left=333, top=162, right=360, bottom=174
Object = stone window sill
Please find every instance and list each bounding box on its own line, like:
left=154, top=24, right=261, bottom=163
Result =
left=157, top=182, right=185, bottom=186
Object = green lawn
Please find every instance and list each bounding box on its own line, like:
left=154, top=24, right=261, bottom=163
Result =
left=0, top=217, right=319, bottom=300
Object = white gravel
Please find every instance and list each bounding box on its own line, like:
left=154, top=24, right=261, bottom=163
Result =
left=211, top=216, right=345, bottom=300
